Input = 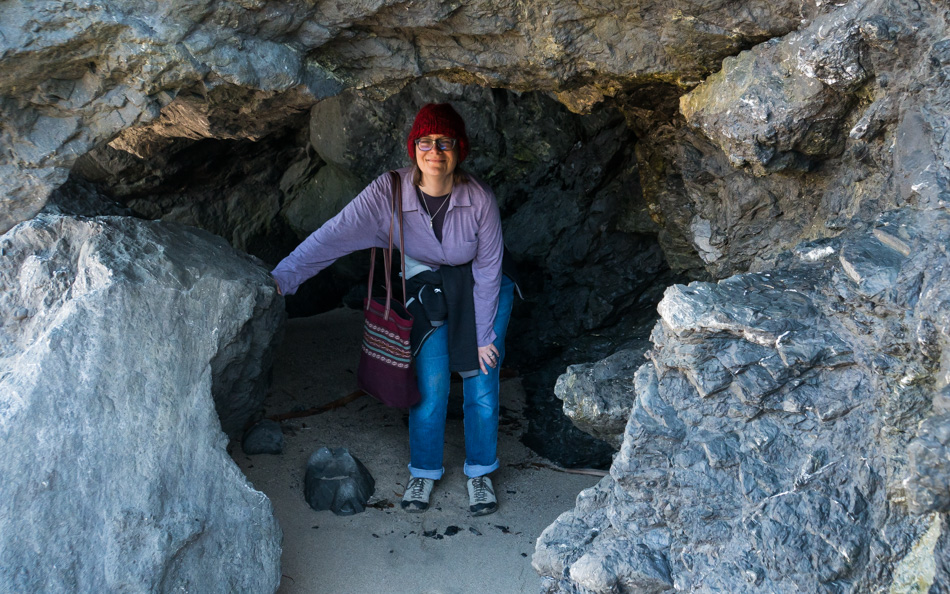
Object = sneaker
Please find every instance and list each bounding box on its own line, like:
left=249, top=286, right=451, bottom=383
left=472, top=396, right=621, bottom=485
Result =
left=401, top=477, right=434, bottom=513
left=467, top=476, right=498, bottom=516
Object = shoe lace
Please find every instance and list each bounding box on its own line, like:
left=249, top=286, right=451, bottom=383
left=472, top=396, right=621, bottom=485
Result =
left=409, top=478, right=427, bottom=498
left=471, top=477, right=491, bottom=503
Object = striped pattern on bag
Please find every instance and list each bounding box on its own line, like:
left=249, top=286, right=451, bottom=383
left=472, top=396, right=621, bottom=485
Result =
left=361, top=320, right=412, bottom=369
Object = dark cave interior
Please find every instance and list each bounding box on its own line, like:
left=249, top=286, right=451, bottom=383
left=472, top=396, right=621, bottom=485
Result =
left=66, top=81, right=688, bottom=467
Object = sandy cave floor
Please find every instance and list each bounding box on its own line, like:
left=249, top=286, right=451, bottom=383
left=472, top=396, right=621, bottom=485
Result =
left=231, top=307, right=600, bottom=594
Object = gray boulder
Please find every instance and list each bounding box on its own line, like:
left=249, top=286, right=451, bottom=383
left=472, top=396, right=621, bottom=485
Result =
left=0, top=209, right=284, bottom=593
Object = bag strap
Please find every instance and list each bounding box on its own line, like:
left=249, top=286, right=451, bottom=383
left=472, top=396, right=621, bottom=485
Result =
left=393, top=171, right=408, bottom=308
left=365, top=171, right=409, bottom=320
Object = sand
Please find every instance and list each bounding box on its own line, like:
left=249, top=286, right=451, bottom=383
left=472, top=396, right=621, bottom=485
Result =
left=232, top=307, right=600, bottom=594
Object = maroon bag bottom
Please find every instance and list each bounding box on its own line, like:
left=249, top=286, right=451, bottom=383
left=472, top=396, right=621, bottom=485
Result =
left=356, top=297, right=421, bottom=408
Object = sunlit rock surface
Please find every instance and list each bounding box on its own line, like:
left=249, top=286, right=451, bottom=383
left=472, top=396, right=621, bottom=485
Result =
left=639, top=0, right=946, bottom=279
left=679, top=2, right=871, bottom=176
left=0, top=192, right=283, bottom=592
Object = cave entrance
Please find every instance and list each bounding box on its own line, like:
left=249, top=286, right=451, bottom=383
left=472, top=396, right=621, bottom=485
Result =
left=71, top=78, right=683, bottom=468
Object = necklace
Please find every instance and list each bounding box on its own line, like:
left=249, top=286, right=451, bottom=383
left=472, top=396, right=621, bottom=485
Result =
left=420, top=190, right=450, bottom=228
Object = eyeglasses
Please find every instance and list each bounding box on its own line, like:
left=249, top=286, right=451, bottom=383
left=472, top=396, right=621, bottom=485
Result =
left=415, top=137, right=457, bottom=152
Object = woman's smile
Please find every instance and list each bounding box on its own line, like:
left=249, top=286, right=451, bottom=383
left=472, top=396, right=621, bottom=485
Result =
left=415, top=134, right=458, bottom=184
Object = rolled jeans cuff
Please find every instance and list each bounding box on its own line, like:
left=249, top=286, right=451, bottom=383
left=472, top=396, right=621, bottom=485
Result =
left=408, top=464, right=444, bottom=480
left=464, top=459, right=499, bottom=478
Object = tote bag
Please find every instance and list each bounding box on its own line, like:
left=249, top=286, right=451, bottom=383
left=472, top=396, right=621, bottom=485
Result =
left=356, top=171, right=422, bottom=408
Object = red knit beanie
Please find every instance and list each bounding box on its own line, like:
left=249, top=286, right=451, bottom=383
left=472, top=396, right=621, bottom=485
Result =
left=407, top=103, right=470, bottom=162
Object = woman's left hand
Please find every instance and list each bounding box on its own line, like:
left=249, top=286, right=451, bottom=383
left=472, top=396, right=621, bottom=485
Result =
left=477, top=344, right=500, bottom=374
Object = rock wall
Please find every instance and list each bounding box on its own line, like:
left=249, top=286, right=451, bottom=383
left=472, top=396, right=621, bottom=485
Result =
left=0, top=193, right=284, bottom=592
left=0, top=0, right=813, bottom=235
left=537, top=0, right=950, bottom=591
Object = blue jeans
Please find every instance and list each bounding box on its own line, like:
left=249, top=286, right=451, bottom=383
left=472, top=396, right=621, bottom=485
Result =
left=408, top=275, right=515, bottom=480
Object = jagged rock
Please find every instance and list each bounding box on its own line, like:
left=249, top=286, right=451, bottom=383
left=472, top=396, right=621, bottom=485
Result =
left=905, top=388, right=950, bottom=515
left=680, top=3, right=869, bottom=175
left=569, top=538, right=673, bottom=594
left=636, top=120, right=824, bottom=279
left=0, top=209, right=283, bottom=592
left=635, top=0, right=941, bottom=280
left=535, top=476, right=615, bottom=590
left=554, top=349, right=648, bottom=449
left=935, top=516, right=950, bottom=594
left=535, top=205, right=950, bottom=592
left=242, top=419, right=285, bottom=455
left=839, top=236, right=907, bottom=297
left=304, top=447, right=375, bottom=516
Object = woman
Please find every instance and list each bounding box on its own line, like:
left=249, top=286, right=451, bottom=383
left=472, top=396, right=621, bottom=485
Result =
left=271, top=103, right=515, bottom=516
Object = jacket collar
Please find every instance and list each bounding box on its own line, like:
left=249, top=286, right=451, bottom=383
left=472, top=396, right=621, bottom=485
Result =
left=398, top=167, right=472, bottom=212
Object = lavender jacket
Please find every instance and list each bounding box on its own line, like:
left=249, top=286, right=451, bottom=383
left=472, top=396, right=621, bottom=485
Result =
left=271, top=167, right=504, bottom=347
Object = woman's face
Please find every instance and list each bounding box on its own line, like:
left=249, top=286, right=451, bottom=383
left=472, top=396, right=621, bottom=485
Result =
left=414, top=134, right=458, bottom=182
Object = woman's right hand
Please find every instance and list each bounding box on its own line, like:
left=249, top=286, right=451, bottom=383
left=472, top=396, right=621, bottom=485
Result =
left=477, top=344, right=499, bottom=374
